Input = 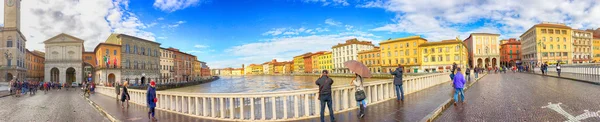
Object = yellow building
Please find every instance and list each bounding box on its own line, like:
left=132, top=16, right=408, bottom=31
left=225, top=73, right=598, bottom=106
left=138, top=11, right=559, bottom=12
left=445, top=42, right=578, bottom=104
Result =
left=593, top=37, right=600, bottom=62
left=571, top=30, right=593, bottom=63
left=311, top=51, right=326, bottom=73
left=293, top=54, right=306, bottom=73
left=419, top=39, right=468, bottom=73
left=379, top=36, right=428, bottom=73
left=520, top=22, right=573, bottom=65
left=358, top=47, right=381, bottom=73
left=317, top=51, right=333, bottom=72
left=246, top=64, right=263, bottom=75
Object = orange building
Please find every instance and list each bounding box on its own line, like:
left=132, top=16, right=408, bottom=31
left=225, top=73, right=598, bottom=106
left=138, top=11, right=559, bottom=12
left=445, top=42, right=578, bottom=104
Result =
left=93, top=43, right=122, bottom=85
left=167, top=47, right=196, bottom=82
left=303, top=53, right=314, bottom=73
left=499, top=38, right=521, bottom=67
left=26, top=50, right=45, bottom=81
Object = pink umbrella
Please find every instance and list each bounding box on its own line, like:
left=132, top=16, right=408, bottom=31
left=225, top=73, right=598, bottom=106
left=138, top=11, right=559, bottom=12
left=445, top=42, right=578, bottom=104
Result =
left=343, top=60, right=372, bottom=78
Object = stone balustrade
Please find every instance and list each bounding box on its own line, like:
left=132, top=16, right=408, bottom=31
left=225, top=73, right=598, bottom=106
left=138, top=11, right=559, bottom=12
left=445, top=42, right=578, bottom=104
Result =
left=535, top=65, right=600, bottom=75
left=96, top=73, right=451, bottom=121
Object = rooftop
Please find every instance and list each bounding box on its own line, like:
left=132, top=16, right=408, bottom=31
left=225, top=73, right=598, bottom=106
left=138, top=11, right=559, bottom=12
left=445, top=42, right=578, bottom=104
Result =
left=379, top=36, right=427, bottom=45
left=332, top=38, right=374, bottom=48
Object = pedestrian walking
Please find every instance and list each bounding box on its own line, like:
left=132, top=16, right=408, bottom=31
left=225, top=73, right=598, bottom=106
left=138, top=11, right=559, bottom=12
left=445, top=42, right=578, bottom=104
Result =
left=453, top=68, right=466, bottom=106
left=16, top=81, right=21, bottom=97
left=315, top=70, right=334, bottom=122
left=474, top=67, right=479, bottom=79
left=556, top=64, right=561, bottom=77
left=465, top=67, right=471, bottom=81
left=351, top=73, right=366, bottom=118
left=147, top=80, right=157, bottom=121
left=121, top=81, right=130, bottom=109
left=115, top=81, right=121, bottom=101
left=390, top=64, right=404, bottom=101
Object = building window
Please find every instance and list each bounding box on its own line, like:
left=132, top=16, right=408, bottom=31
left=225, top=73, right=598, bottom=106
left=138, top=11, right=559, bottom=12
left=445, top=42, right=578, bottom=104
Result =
left=431, top=56, right=435, bottom=62
left=114, top=50, right=117, bottom=55
left=563, top=45, right=566, bottom=49
left=446, top=55, right=450, bottom=61
left=550, top=45, right=553, bottom=49
left=561, top=30, right=566, bottom=34
left=541, top=29, right=547, bottom=33
left=7, top=40, right=12, bottom=47
left=424, top=49, right=428, bottom=54
left=6, top=59, right=11, bottom=66
left=454, top=55, right=459, bottom=61
left=543, top=37, right=546, bottom=42
left=563, top=37, right=566, bottom=42
left=550, top=37, right=553, bottom=42
left=438, top=55, right=443, bottom=61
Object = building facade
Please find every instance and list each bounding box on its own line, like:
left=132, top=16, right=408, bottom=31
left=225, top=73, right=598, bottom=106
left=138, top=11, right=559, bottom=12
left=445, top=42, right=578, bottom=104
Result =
left=358, top=47, right=381, bottom=73
left=247, top=64, right=263, bottom=75
left=464, top=33, right=501, bottom=68
left=379, top=36, right=427, bottom=73
left=93, top=43, right=122, bottom=85
left=1, top=0, right=26, bottom=82
left=419, top=39, right=468, bottom=73
left=106, top=34, right=160, bottom=85
left=193, top=60, right=201, bottom=81
left=43, top=34, right=84, bottom=84
left=293, top=53, right=308, bottom=73
left=167, top=48, right=196, bottom=82
left=594, top=36, right=600, bottom=62
left=311, top=51, right=326, bottom=73
left=332, top=38, right=375, bottom=73
left=317, top=51, right=333, bottom=73
left=571, top=30, right=593, bottom=63
left=520, top=22, right=572, bottom=66
left=499, top=38, right=521, bottom=67
left=159, top=48, right=174, bottom=83
left=25, top=50, right=44, bottom=81
left=200, top=61, right=211, bottom=77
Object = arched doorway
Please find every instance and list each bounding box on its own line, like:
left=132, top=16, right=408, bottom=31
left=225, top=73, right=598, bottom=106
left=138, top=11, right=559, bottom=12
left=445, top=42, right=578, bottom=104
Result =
left=477, top=58, right=483, bottom=68
left=66, top=67, right=76, bottom=84
left=492, top=58, right=497, bottom=67
left=51, top=68, right=60, bottom=83
left=5, top=73, right=13, bottom=82
left=108, top=73, right=115, bottom=85
left=485, top=58, right=490, bottom=68
left=141, top=77, right=146, bottom=85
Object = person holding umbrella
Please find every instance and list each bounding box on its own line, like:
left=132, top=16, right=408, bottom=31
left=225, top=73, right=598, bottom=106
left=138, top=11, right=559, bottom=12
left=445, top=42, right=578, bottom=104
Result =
left=389, top=64, right=404, bottom=101
left=343, top=60, right=372, bottom=119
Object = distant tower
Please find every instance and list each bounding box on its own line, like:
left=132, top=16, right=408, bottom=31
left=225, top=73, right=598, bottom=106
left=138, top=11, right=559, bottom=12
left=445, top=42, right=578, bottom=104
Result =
left=241, top=64, right=245, bottom=73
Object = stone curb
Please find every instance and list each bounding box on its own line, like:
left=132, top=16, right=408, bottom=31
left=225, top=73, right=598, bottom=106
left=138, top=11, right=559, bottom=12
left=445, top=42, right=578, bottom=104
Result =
left=526, top=72, right=600, bottom=85
left=420, top=73, right=488, bottom=122
left=84, top=96, right=120, bottom=122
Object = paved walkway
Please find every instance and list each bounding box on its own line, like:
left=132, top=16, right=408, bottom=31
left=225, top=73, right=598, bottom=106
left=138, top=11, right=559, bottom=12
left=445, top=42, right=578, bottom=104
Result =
left=0, top=89, right=108, bottom=122
left=436, top=73, right=600, bottom=122
left=88, top=93, right=225, bottom=122
left=532, top=71, right=600, bottom=84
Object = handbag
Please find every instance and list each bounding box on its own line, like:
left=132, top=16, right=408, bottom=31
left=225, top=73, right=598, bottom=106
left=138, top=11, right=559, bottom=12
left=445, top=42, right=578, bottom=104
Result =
left=154, top=97, right=158, bottom=103
left=355, top=90, right=366, bottom=101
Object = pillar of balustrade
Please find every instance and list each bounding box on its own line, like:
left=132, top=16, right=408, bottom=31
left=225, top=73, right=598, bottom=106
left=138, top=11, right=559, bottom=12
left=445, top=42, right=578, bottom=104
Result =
left=262, top=97, right=267, bottom=120
left=274, top=97, right=278, bottom=120
left=229, top=97, right=234, bottom=119
left=195, top=97, right=200, bottom=116
left=251, top=97, right=255, bottom=120
left=220, top=98, right=225, bottom=118
left=211, top=98, right=215, bottom=117
left=293, top=95, right=298, bottom=118
left=240, top=97, right=245, bottom=120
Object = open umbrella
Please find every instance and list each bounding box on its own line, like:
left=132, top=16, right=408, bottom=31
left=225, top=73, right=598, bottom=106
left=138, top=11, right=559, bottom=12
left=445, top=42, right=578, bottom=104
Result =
left=343, top=60, right=372, bottom=78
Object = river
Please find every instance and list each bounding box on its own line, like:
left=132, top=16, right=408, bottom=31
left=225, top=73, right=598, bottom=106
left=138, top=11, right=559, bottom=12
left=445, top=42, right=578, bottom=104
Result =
left=166, top=75, right=389, bottom=93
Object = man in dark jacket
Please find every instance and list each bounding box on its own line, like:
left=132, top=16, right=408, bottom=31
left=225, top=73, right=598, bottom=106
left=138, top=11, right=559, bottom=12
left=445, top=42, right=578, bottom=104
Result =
left=465, top=67, right=471, bottom=81
left=390, top=64, right=404, bottom=101
left=316, top=70, right=334, bottom=122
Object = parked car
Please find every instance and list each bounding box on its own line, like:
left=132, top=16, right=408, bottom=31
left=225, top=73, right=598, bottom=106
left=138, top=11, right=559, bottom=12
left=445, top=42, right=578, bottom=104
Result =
left=71, top=83, right=79, bottom=88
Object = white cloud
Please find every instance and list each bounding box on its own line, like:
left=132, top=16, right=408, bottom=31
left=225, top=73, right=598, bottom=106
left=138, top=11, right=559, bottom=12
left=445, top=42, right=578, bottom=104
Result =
left=153, top=0, right=203, bottom=12
left=157, top=36, right=168, bottom=39
left=363, top=0, right=600, bottom=40
left=345, top=25, right=354, bottom=30
left=263, top=27, right=311, bottom=36
left=325, top=18, right=342, bottom=26
left=19, top=0, right=155, bottom=51
left=303, top=0, right=349, bottom=6
left=157, top=17, right=164, bottom=20
left=162, top=20, right=186, bottom=28
left=213, top=32, right=379, bottom=68
left=194, top=44, right=209, bottom=48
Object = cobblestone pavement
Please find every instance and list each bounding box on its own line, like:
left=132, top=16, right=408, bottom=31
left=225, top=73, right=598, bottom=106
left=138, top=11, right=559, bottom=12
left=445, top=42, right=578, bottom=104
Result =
left=436, top=73, right=600, bottom=122
left=0, top=89, right=109, bottom=122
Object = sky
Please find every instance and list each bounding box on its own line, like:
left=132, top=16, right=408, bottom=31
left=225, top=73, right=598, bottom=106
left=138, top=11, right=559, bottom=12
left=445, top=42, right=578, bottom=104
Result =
left=6, top=0, right=600, bottom=68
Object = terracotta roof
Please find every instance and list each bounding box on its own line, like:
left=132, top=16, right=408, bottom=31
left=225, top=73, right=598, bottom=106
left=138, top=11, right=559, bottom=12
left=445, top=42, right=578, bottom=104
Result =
left=332, top=38, right=374, bottom=48
left=379, top=36, right=427, bottom=45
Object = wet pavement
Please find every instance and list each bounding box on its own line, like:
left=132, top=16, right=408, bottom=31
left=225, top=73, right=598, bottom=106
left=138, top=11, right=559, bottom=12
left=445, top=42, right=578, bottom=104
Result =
left=436, top=73, right=600, bottom=122
left=297, top=81, right=459, bottom=122
left=0, top=89, right=109, bottom=122
left=89, top=93, right=224, bottom=122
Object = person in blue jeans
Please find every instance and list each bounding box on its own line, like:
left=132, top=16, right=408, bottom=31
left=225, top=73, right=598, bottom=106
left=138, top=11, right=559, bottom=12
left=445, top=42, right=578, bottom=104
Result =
left=316, top=70, right=334, bottom=122
left=453, top=68, right=466, bottom=106
left=390, top=64, right=404, bottom=101
left=352, top=74, right=366, bottom=118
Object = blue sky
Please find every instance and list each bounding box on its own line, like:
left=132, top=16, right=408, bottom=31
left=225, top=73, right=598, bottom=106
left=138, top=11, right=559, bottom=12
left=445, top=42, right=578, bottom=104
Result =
left=13, top=0, right=600, bottom=68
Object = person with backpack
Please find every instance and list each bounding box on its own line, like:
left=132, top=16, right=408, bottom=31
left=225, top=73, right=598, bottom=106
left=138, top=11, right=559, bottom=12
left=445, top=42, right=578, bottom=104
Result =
left=315, top=70, right=334, bottom=122
left=351, top=73, right=366, bottom=118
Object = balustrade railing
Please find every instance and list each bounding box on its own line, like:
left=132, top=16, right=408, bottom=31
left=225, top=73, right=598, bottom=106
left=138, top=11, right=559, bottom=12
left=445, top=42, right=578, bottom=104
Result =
left=535, top=65, right=600, bottom=75
left=96, top=73, right=451, bottom=121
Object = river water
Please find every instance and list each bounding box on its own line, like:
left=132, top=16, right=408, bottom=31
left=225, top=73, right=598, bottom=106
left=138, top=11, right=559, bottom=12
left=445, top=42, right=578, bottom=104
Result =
left=166, top=75, right=389, bottom=93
